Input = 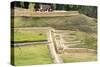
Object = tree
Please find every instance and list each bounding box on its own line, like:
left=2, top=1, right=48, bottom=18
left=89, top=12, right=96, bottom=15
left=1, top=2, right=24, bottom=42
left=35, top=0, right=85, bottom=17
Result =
left=23, top=2, right=29, bottom=9
left=79, top=6, right=97, bottom=18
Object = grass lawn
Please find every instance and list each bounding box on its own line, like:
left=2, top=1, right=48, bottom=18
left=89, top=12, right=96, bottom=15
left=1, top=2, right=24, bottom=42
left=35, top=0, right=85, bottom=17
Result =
left=69, top=31, right=97, bottom=50
left=11, top=44, right=53, bottom=66
left=13, top=29, right=47, bottom=41
left=60, top=53, right=97, bottom=63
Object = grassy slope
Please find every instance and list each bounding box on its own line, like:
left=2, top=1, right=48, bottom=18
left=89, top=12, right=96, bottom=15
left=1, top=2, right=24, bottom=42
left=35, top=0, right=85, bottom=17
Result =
left=11, top=44, right=53, bottom=66
left=12, top=14, right=97, bottom=32
left=13, top=29, right=47, bottom=41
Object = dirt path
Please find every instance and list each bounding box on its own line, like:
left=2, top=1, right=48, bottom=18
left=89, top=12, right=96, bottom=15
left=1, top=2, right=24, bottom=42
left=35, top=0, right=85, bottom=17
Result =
left=47, top=29, right=63, bottom=63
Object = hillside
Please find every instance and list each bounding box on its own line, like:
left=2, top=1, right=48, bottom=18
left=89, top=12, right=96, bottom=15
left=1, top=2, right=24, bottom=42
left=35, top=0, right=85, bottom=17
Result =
left=12, top=14, right=97, bottom=33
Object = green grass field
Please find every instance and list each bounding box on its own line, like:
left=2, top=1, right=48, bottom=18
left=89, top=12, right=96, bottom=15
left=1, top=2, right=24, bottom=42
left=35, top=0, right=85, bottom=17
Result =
left=13, top=29, right=47, bottom=41
left=60, top=53, right=97, bottom=63
left=11, top=44, right=53, bottom=66
left=69, top=31, right=97, bottom=50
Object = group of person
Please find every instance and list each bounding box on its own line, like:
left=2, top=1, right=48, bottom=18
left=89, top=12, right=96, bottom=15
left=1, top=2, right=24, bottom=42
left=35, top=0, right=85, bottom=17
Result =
left=34, top=4, right=53, bottom=12
left=11, top=1, right=53, bottom=12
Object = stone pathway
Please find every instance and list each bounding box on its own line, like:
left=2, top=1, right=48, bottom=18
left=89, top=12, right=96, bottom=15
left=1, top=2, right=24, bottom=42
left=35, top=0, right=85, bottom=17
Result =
left=47, top=29, right=63, bottom=63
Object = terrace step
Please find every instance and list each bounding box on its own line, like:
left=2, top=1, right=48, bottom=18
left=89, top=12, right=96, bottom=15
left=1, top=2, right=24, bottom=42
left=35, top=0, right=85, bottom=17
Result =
left=63, top=48, right=96, bottom=53
left=62, top=35, right=77, bottom=38
left=64, top=48, right=88, bottom=53
left=64, top=43, right=80, bottom=47
left=13, top=8, right=79, bottom=17
left=55, top=30, right=76, bottom=33
left=63, top=37, right=78, bottom=41
left=64, top=41, right=81, bottom=44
